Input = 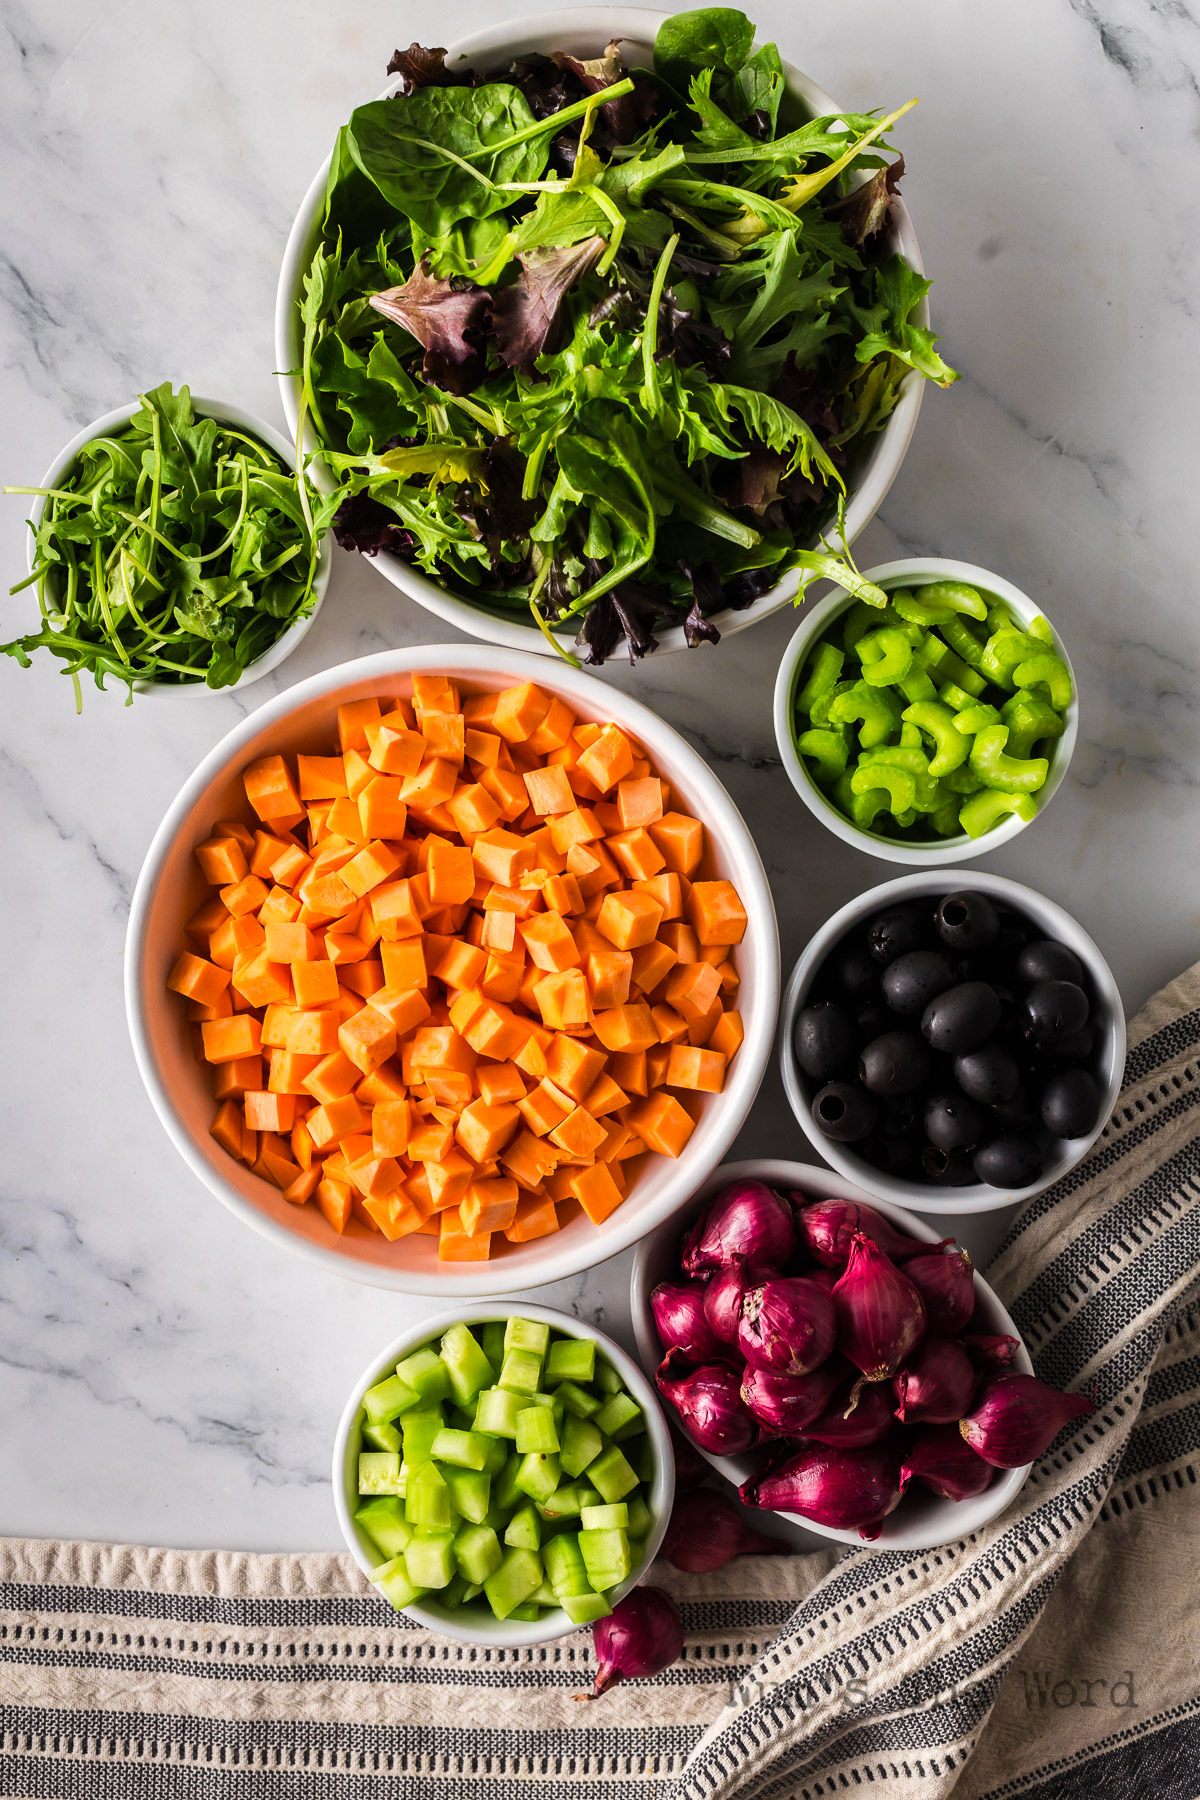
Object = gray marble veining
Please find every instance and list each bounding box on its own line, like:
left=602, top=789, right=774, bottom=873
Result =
left=1, top=0, right=1197, bottom=1551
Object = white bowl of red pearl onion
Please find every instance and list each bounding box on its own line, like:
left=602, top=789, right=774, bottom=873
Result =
left=631, top=1160, right=1094, bottom=1550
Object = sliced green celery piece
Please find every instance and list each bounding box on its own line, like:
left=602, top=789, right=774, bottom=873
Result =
left=430, top=1428, right=490, bottom=1471
left=594, top=1392, right=642, bottom=1439
left=579, top=1526, right=631, bottom=1591
left=439, top=1323, right=495, bottom=1406
left=483, top=1547, right=542, bottom=1619
left=453, top=1522, right=504, bottom=1585
left=515, top=1451, right=561, bottom=1503
left=358, top=1451, right=403, bottom=1497
left=504, top=1502, right=544, bottom=1550
left=440, top=1465, right=491, bottom=1525
left=404, top=1461, right=452, bottom=1529
left=401, top=1408, right=444, bottom=1466
left=589, top=1445, right=638, bottom=1503
left=515, top=1407, right=560, bottom=1454
left=538, top=1482, right=594, bottom=1520
left=474, top=1386, right=527, bottom=1438
left=562, top=1589, right=611, bottom=1625
left=404, top=1530, right=456, bottom=1589
left=355, top=1496, right=413, bottom=1559
left=557, top=1380, right=602, bottom=1419
left=361, top=1418, right=402, bottom=1454
left=545, top=1338, right=596, bottom=1386
left=362, top=1374, right=419, bottom=1426
left=580, top=1502, right=628, bottom=1530
left=504, top=1317, right=550, bottom=1356
left=559, top=1413, right=603, bottom=1478
left=498, top=1349, right=542, bottom=1395
left=395, top=1346, right=452, bottom=1404
left=373, top=1555, right=426, bottom=1612
left=525, top=1389, right=565, bottom=1422
left=530, top=1579, right=559, bottom=1608
left=594, top=1361, right=622, bottom=1395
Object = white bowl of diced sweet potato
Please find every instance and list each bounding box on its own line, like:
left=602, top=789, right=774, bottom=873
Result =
left=126, top=646, right=780, bottom=1294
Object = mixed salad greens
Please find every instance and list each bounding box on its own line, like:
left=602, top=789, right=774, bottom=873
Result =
left=300, top=7, right=957, bottom=664
left=2, top=385, right=326, bottom=704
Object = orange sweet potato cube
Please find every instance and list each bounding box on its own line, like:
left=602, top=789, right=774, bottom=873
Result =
left=501, top=1129, right=561, bottom=1191
left=168, top=952, right=231, bottom=1009
left=357, top=776, right=408, bottom=841
left=380, top=938, right=427, bottom=990
left=243, top=754, right=301, bottom=822
left=542, top=872, right=584, bottom=917
left=418, top=709, right=466, bottom=765
left=427, top=840, right=475, bottom=906
left=630, top=939, right=677, bottom=995
left=213, top=1054, right=263, bottom=1100
left=284, top=1009, right=340, bottom=1056
left=264, top=922, right=318, bottom=964
left=549, top=1105, right=607, bottom=1159
left=548, top=807, right=604, bottom=854
left=472, top=829, right=535, bottom=886
left=245, top=1090, right=297, bottom=1134
left=338, top=1007, right=396, bottom=1074
left=425, top=1151, right=475, bottom=1210
left=597, top=890, right=663, bottom=951
left=438, top=1209, right=491, bottom=1261
left=366, top=718, right=425, bottom=777
left=282, top=1166, right=321, bottom=1207
left=649, top=812, right=705, bottom=875
left=687, top=879, right=749, bottom=946
left=447, top=782, right=503, bottom=838
left=218, top=875, right=270, bottom=920
left=567, top=1160, right=625, bottom=1225
left=372, top=1099, right=412, bottom=1158
left=592, top=1001, right=660, bottom=1054
left=187, top=895, right=231, bottom=945
left=523, top=764, right=575, bottom=817
left=660, top=922, right=700, bottom=965
left=356, top=1062, right=407, bottom=1107
left=527, top=694, right=575, bottom=754
left=201, top=1014, right=263, bottom=1063
left=477, top=1062, right=526, bottom=1106
left=709, top=1010, right=744, bottom=1061
left=297, top=754, right=349, bottom=801
left=307, top=1094, right=369, bottom=1149
left=666, top=1044, right=726, bottom=1092
left=587, top=949, right=633, bottom=1011
left=268, top=1048, right=319, bottom=1095
left=629, top=1091, right=696, bottom=1158
left=481, top=909, right=517, bottom=952
left=340, top=959, right=385, bottom=999
left=609, top=1049, right=648, bottom=1097
left=532, top=969, right=590, bottom=1030
left=503, top=1192, right=561, bottom=1242
left=456, top=1099, right=521, bottom=1163
left=400, top=758, right=458, bottom=811
left=342, top=840, right=404, bottom=898
left=577, top=725, right=635, bottom=794
left=410, top=1025, right=477, bottom=1076
left=210, top=1098, right=251, bottom=1163
left=316, top=1176, right=354, bottom=1233
left=517, top=1078, right=575, bottom=1138
left=195, top=835, right=249, bottom=886
left=337, top=697, right=383, bottom=754
left=411, top=674, right=457, bottom=714
left=651, top=1004, right=689, bottom=1045
left=460, top=1176, right=519, bottom=1237
left=367, top=984, right=432, bottom=1036
left=520, top=912, right=581, bottom=973
left=607, top=827, right=666, bottom=882
left=545, top=1034, right=606, bottom=1102
left=362, top=1193, right=423, bottom=1241
left=666, top=959, right=723, bottom=1023
left=617, top=777, right=666, bottom=829
left=492, top=682, right=551, bottom=744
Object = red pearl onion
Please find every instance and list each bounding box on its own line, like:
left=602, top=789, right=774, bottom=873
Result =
left=961, top=1333, right=1021, bottom=1371
left=651, top=1280, right=724, bottom=1363
left=740, top=1360, right=842, bottom=1436
left=737, top=1276, right=836, bottom=1377
left=833, top=1232, right=926, bottom=1381
left=805, top=1374, right=894, bottom=1447
left=959, top=1373, right=1095, bottom=1469
left=796, top=1196, right=949, bottom=1268
left=900, top=1424, right=995, bottom=1501
left=892, top=1336, right=977, bottom=1424
left=682, top=1180, right=796, bottom=1276
left=902, top=1247, right=976, bottom=1335
left=702, top=1255, right=781, bottom=1344
left=741, top=1441, right=903, bottom=1540
left=662, top=1489, right=789, bottom=1571
left=656, top=1347, right=757, bottom=1454
left=586, top=1587, right=683, bottom=1696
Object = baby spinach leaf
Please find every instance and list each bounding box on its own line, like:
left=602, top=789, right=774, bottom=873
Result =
left=655, top=9, right=756, bottom=89
left=348, top=86, right=548, bottom=234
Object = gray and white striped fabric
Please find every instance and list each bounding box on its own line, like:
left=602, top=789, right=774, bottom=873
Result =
left=3, top=964, right=1199, bottom=1800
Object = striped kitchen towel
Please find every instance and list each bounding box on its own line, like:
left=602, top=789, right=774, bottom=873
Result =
left=3, top=963, right=1200, bottom=1800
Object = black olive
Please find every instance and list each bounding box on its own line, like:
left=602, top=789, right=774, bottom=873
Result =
left=921, top=981, right=1002, bottom=1054
left=861, top=1132, right=920, bottom=1176
left=859, top=1031, right=932, bottom=1095
left=1043, top=1024, right=1096, bottom=1064
left=934, top=890, right=1000, bottom=951
left=990, top=1082, right=1039, bottom=1130
left=1040, top=1068, right=1101, bottom=1137
left=866, top=906, right=930, bottom=965
left=854, top=997, right=899, bottom=1043
left=882, top=950, right=956, bottom=1017
left=924, top=1092, right=990, bottom=1151
left=831, top=940, right=880, bottom=1004
left=922, top=1145, right=980, bottom=1185
left=1023, top=980, right=1090, bottom=1047
left=878, top=1093, right=919, bottom=1138
left=812, top=1082, right=878, bottom=1143
left=990, top=982, right=1019, bottom=1032
left=1016, top=939, right=1084, bottom=987
left=972, top=1134, right=1044, bottom=1188
left=795, top=1002, right=858, bottom=1081
left=953, top=1041, right=1020, bottom=1105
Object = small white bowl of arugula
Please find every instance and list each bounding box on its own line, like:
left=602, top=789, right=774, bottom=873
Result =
left=276, top=6, right=955, bottom=667
left=1, top=386, right=332, bottom=706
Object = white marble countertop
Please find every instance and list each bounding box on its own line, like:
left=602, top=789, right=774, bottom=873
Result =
left=1, top=0, right=1197, bottom=1553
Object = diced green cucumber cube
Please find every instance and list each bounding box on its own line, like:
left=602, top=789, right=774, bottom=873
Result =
left=355, top=1496, right=414, bottom=1558
left=402, top=1408, right=444, bottom=1465
left=545, top=1337, right=596, bottom=1386
left=530, top=1579, right=559, bottom=1608
left=515, top=1407, right=560, bottom=1454
left=594, top=1360, right=623, bottom=1395
left=589, top=1445, right=638, bottom=1503
left=499, top=1349, right=542, bottom=1395
left=358, top=1451, right=403, bottom=1497
left=361, top=1418, right=402, bottom=1454
left=439, top=1572, right=471, bottom=1610
left=395, top=1347, right=452, bottom=1404
left=561, top=1589, right=612, bottom=1626
left=507, top=1602, right=542, bottom=1620
left=557, top=1380, right=602, bottom=1419
left=462, top=1581, right=482, bottom=1602
left=559, top=1414, right=603, bottom=1478
left=405, top=1461, right=452, bottom=1528
left=484, top=1547, right=542, bottom=1619
left=538, top=1482, right=595, bottom=1520
left=580, top=1502, right=629, bottom=1530
left=474, top=1386, right=527, bottom=1438
left=439, top=1323, right=496, bottom=1406
left=482, top=1436, right=509, bottom=1477
left=374, top=1555, right=425, bottom=1611
left=626, top=1495, right=654, bottom=1539
left=504, top=1502, right=543, bottom=1550
left=579, top=1527, right=631, bottom=1592
left=525, top=1389, right=565, bottom=1422
left=481, top=1321, right=507, bottom=1366
left=362, top=1374, right=419, bottom=1425
left=505, top=1317, right=550, bottom=1356
left=594, top=1392, right=642, bottom=1439
left=430, top=1428, right=490, bottom=1471
left=440, top=1465, right=491, bottom=1525
left=515, top=1451, right=560, bottom=1503
left=404, top=1530, right=456, bottom=1589
left=493, top=1452, right=526, bottom=1512
left=543, top=1532, right=590, bottom=1598
left=452, top=1522, right=504, bottom=1585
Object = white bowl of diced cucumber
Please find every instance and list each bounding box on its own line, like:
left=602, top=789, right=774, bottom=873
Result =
left=773, top=559, right=1080, bottom=865
left=334, top=1304, right=674, bottom=1645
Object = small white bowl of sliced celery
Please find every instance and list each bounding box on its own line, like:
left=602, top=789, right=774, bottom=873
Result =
left=333, top=1304, right=674, bottom=1646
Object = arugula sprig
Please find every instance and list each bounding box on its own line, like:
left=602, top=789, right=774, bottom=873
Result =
left=302, top=8, right=957, bottom=664
left=2, top=384, right=329, bottom=706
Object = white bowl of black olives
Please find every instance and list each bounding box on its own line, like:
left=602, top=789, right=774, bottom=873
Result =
left=780, top=873, right=1125, bottom=1215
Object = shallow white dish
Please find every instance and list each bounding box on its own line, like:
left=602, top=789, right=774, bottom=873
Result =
left=779, top=872, right=1125, bottom=1216
left=333, top=1302, right=673, bottom=1645
left=125, top=643, right=779, bottom=1295
left=24, top=396, right=331, bottom=698
left=629, top=1158, right=1034, bottom=1551
left=274, top=6, right=926, bottom=658
left=772, top=558, right=1080, bottom=865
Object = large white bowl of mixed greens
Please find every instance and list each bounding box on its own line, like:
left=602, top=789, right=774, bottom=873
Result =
left=276, top=7, right=956, bottom=666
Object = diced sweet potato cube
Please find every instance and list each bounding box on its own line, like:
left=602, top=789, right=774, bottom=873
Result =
left=339, top=959, right=385, bottom=999
left=168, top=952, right=231, bottom=1009
left=447, top=782, right=503, bottom=838
left=545, top=1034, right=606, bottom=1101
left=609, top=1049, right=648, bottom=1098
left=338, top=1007, right=396, bottom=1074
left=647, top=1043, right=672, bottom=1086
left=316, top=1176, right=353, bottom=1233
left=210, top=1098, right=250, bottom=1162
left=438, top=1209, right=491, bottom=1261
left=356, top=1062, right=407, bottom=1107
left=503, top=1192, right=560, bottom=1242
left=631, top=939, right=677, bottom=995
left=434, top=939, right=488, bottom=995
left=607, top=827, right=666, bottom=881
left=517, top=1078, right=575, bottom=1138
left=477, top=1062, right=526, bottom=1106
left=196, top=835, right=248, bottom=886
left=363, top=985, right=430, bottom=1038
left=472, top=828, right=535, bottom=886
left=666, top=1044, right=726, bottom=1092
left=532, top=969, right=590, bottom=1030
left=501, top=1129, right=561, bottom=1191
left=257, top=886, right=302, bottom=930
left=324, top=797, right=367, bottom=844
left=260, top=1003, right=298, bottom=1051
left=568, top=1160, right=625, bottom=1224
left=542, top=872, right=584, bottom=917
left=325, top=931, right=370, bottom=966
left=481, top=951, right=525, bottom=1005
left=213, top=1054, right=262, bottom=1100
left=401, top=759, right=458, bottom=812
left=264, top=922, right=317, bottom=964
left=566, top=840, right=621, bottom=897
left=526, top=694, right=574, bottom=754
left=548, top=807, right=604, bottom=854
left=427, top=840, right=475, bottom=905
left=577, top=725, right=635, bottom=793
left=709, top=1010, right=744, bottom=1061
left=366, top=719, right=425, bottom=777
left=410, top=1025, right=477, bottom=1076
left=187, top=896, right=230, bottom=944
left=370, top=1099, right=411, bottom=1158
left=520, top=912, right=580, bottom=973
left=213, top=820, right=255, bottom=854
left=269, top=1048, right=320, bottom=1094
left=307, top=1094, right=369, bottom=1149
left=243, top=754, right=301, bottom=822
left=425, top=1150, right=474, bottom=1210
left=651, top=1004, right=689, bottom=1045
left=380, top=938, right=427, bottom=991
left=549, top=1105, right=607, bottom=1158
left=687, top=879, right=749, bottom=946
left=460, top=1176, right=519, bottom=1237
left=357, top=776, right=408, bottom=841
left=360, top=1193, right=421, bottom=1240
left=587, top=949, right=633, bottom=1010
left=617, top=777, right=666, bottom=829
left=418, top=709, right=465, bottom=765
left=666, top=959, right=723, bottom=1023
left=302, top=1050, right=360, bottom=1104
left=337, top=697, right=383, bottom=754
left=648, top=812, right=704, bottom=874
left=346, top=1148, right=405, bottom=1201
left=411, top=674, right=457, bottom=714
left=245, top=1090, right=297, bottom=1134
left=687, top=997, right=726, bottom=1048
left=282, top=1166, right=321, bottom=1207
left=341, top=840, right=403, bottom=898
left=456, top=1099, right=521, bottom=1163
left=592, top=1001, right=660, bottom=1054
left=201, top=1014, right=262, bottom=1063
left=371, top=879, right=423, bottom=939
left=492, top=682, right=551, bottom=744
left=523, top=764, right=575, bottom=817
left=283, top=1010, right=339, bottom=1057
left=597, top=890, right=663, bottom=951
left=481, top=909, right=517, bottom=952
left=660, top=922, right=700, bottom=965
left=297, top=754, right=349, bottom=801
left=219, top=874, right=270, bottom=920
left=630, top=1091, right=696, bottom=1158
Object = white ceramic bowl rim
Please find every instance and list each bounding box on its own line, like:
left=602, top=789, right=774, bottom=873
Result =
left=628, top=1159, right=1034, bottom=1551
left=125, top=642, right=780, bottom=1294
left=24, top=394, right=331, bottom=698
left=772, top=558, right=1081, bottom=867
left=333, top=1301, right=674, bottom=1646
left=273, top=6, right=927, bottom=658
left=777, top=872, right=1126, bottom=1215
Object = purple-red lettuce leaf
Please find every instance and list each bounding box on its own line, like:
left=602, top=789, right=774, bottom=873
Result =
left=826, top=155, right=905, bottom=246
left=332, top=492, right=417, bottom=558
left=493, top=237, right=606, bottom=375
left=550, top=40, right=657, bottom=143
left=385, top=44, right=465, bottom=95
left=369, top=261, right=492, bottom=394
left=678, top=557, right=723, bottom=647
